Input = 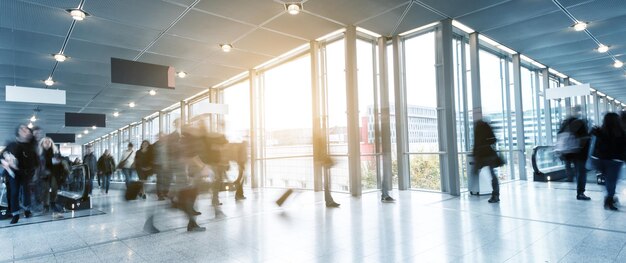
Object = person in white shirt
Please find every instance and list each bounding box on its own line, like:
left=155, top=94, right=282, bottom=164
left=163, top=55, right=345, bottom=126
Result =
left=119, top=143, right=135, bottom=187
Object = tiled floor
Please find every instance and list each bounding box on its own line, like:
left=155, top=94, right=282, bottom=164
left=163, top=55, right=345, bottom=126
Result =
left=2, top=179, right=626, bottom=262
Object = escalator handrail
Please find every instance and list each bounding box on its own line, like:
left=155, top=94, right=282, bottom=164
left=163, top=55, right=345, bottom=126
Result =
left=531, top=145, right=557, bottom=175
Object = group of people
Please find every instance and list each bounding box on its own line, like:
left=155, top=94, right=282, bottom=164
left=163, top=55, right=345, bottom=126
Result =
left=1, top=125, right=71, bottom=224
left=473, top=104, right=626, bottom=211
left=556, top=105, right=626, bottom=210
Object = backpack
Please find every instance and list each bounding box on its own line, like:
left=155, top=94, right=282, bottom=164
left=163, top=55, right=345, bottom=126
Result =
left=555, top=118, right=586, bottom=155
left=555, top=131, right=581, bottom=154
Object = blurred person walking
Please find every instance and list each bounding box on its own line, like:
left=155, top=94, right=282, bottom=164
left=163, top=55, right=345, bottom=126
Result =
left=556, top=105, right=591, bottom=200
left=134, top=140, right=154, bottom=199
left=472, top=119, right=504, bottom=203
left=97, top=150, right=115, bottom=194
left=83, top=145, right=98, bottom=195
left=1, top=124, right=39, bottom=224
left=119, top=143, right=135, bottom=187
left=38, top=137, right=68, bottom=218
left=590, top=112, right=626, bottom=210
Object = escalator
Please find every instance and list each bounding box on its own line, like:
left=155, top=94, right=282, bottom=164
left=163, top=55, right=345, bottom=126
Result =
left=57, top=164, right=91, bottom=210
left=531, top=146, right=567, bottom=181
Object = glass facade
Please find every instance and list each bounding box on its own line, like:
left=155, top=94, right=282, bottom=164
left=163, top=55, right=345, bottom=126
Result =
left=83, top=21, right=605, bottom=197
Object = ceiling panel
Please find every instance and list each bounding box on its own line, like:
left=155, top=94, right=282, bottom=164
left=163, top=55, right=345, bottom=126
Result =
left=168, top=9, right=254, bottom=44
left=71, top=17, right=161, bottom=51
left=146, top=34, right=213, bottom=61
left=85, top=0, right=186, bottom=31
left=304, top=0, right=408, bottom=26
left=235, top=28, right=306, bottom=57
left=199, top=49, right=273, bottom=70
left=64, top=39, right=139, bottom=64
left=264, top=12, right=344, bottom=40
left=0, top=29, right=65, bottom=56
left=188, top=62, right=246, bottom=81
left=416, top=0, right=507, bottom=18
left=457, top=0, right=559, bottom=32
left=193, top=0, right=284, bottom=25
left=1, top=0, right=70, bottom=37
left=394, top=3, right=446, bottom=35
left=357, top=3, right=409, bottom=37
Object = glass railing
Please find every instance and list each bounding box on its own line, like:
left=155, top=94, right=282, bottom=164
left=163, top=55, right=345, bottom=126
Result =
left=531, top=146, right=566, bottom=181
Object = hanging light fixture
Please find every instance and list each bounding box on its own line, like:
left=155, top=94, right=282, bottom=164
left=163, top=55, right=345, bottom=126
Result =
left=149, top=89, right=157, bottom=95
left=597, top=44, right=609, bottom=53
left=44, top=77, right=54, bottom=86
left=572, top=21, right=587, bottom=31
left=27, top=122, right=33, bottom=129
left=129, top=102, right=136, bottom=108
left=113, top=112, right=120, bottom=117
left=220, top=44, right=232, bottom=52
left=285, top=3, right=302, bottom=15
left=77, top=134, right=82, bottom=138
left=177, top=71, right=187, bottom=78
left=30, top=115, right=36, bottom=122
left=53, top=53, right=67, bottom=62
left=66, top=9, right=89, bottom=21
left=92, top=125, right=97, bottom=130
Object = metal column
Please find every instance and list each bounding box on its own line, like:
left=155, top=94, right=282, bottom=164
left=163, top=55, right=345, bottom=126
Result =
left=378, top=37, right=393, bottom=196
left=436, top=19, right=460, bottom=195
left=593, top=92, right=600, bottom=125
left=541, top=68, right=553, bottom=144
left=249, top=69, right=259, bottom=189
left=563, top=78, right=572, bottom=116
left=180, top=101, right=186, bottom=125
left=345, top=25, right=361, bottom=196
left=310, top=41, right=323, bottom=192
left=512, top=54, right=527, bottom=180
left=564, top=78, right=572, bottom=113
left=392, top=36, right=409, bottom=190
left=469, top=33, right=482, bottom=122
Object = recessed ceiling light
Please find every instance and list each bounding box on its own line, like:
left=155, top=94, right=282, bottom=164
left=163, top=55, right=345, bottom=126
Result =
left=67, top=9, right=89, bottom=21
left=129, top=102, right=136, bottom=108
left=614, top=60, right=623, bottom=68
left=149, top=89, right=157, bottom=95
left=220, top=44, right=232, bottom=52
left=84, top=129, right=89, bottom=134
left=53, top=53, right=67, bottom=62
left=573, top=21, right=587, bottom=31
left=77, top=134, right=82, bottom=138
left=113, top=112, right=119, bottom=117
left=285, top=3, right=302, bottom=15
left=597, top=44, right=609, bottom=53
left=92, top=125, right=97, bottom=130
left=44, top=77, right=54, bottom=86
left=177, top=71, right=187, bottom=78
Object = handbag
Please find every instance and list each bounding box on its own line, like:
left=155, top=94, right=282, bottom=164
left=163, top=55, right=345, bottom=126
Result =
left=117, top=151, right=133, bottom=169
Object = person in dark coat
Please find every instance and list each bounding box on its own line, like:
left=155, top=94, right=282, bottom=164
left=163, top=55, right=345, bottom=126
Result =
left=557, top=105, right=591, bottom=200
left=83, top=145, right=98, bottom=195
left=472, top=119, right=502, bottom=203
left=590, top=112, right=626, bottom=210
left=134, top=140, right=154, bottom=199
left=1, top=124, right=39, bottom=224
left=96, top=150, right=115, bottom=194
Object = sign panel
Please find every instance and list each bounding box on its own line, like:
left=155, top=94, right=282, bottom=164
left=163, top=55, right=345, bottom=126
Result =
left=5, top=85, right=66, bottom=105
left=545, top=83, right=591, bottom=100
left=47, top=133, right=76, bottom=143
left=65, top=112, right=106, bottom=127
left=111, top=58, right=175, bottom=89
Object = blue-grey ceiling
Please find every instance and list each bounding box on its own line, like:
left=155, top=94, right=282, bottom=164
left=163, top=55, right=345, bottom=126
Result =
left=0, top=0, right=624, bottom=145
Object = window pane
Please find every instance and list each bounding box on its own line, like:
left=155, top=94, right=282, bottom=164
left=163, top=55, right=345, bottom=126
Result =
left=262, top=55, right=313, bottom=189
left=404, top=31, right=440, bottom=190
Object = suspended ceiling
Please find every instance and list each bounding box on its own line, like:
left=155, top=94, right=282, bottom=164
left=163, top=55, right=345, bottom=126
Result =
left=0, top=0, right=624, bottom=145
